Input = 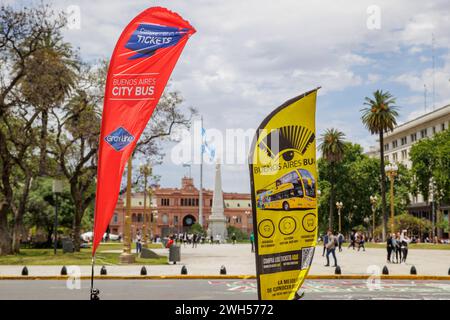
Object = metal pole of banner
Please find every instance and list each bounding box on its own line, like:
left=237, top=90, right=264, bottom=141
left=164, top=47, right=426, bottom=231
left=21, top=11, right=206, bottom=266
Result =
left=199, top=115, right=204, bottom=228
left=89, top=256, right=99, bottom=300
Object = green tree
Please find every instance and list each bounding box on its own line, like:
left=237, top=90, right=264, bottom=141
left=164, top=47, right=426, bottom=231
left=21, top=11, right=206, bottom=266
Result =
left=319, top=142, right=412, bottom=236
left=190, top=223, right=206, bottom=237
left=0, top=4, right=67, bottom=255
left=24, top=177, right=74, bottom=246
left=318, top=143, right=377, bottom=233
left=361, top=90, right=399, bottom=240
left=318, top=128, right=346, bottom=230
left=226, top=226, right=248, bottom=241
left=410, top=129, right=450, bottom=237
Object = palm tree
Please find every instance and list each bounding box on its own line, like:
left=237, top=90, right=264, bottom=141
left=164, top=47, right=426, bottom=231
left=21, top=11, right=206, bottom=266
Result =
left=319, top=128, right=346, bottom=230
left=361, top=90, right=399, bottom=241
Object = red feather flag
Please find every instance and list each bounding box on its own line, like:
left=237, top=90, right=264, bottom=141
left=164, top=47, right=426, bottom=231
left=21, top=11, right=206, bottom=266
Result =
left=92, top=7, right=195, bottom=255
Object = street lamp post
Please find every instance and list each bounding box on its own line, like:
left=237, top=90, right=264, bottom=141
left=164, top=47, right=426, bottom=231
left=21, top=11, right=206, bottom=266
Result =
left=119, top=158, right=135, bottom=264
left=151, top=211, right=158, bottom=241
left=385, top=163, right=398, bottom=234
left=370, top=195, right=378, bottom=242
left=336, top=201, right=343, bottom=233
left=52, top=179, right=63, bottom=255
left=139, top=163, right=152, bottom=248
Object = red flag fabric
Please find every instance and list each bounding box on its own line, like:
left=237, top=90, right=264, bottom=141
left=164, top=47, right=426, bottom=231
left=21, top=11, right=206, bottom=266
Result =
left=92, top=7, right=195, bottom=254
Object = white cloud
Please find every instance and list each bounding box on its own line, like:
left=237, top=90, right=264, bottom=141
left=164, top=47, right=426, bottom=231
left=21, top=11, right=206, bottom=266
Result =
left=23, top=0, right=450, bottom=192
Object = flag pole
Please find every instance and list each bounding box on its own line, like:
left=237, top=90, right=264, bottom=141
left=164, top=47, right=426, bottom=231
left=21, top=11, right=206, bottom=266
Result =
left=90, top=256, right=99, bottom=300
left=199, top=115, right=204, bottom=228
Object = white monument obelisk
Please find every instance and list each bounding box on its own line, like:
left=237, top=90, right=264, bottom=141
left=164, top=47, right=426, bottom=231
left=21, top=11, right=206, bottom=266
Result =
left=207, top=162, right=228, bottom=241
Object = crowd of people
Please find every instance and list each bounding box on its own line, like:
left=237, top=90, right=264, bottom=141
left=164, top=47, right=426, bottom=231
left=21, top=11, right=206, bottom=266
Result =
left=319, top=228, right=415, bottom=268
left=386, top=231, right=411, bottom=264
left=347, top=231, right=367, bottom=251
left=134, top=231, right=256, bottom=252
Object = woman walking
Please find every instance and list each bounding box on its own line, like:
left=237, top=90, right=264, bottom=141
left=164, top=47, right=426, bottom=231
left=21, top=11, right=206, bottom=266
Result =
left=401, top=231, right=411, bottom=263
left=386, top=234, right=393, bottom=263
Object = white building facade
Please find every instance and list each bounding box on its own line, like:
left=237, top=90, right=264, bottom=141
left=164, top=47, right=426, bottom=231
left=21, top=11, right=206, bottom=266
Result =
left=367, top=104, right=450, bottom=238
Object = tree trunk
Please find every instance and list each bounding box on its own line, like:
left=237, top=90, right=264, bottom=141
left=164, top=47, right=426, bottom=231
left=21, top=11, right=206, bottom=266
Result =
left=328, top=164, right=335, bottom=231
left=71, top=184, right=85, bottom=252
left=0, top=205, right=12, bottom=255
left=12, top=175, right=33, bottom=253
left=379, top=131, right=387, bottom=241
left=39, top=110, right=48, bottom=175
left=72, top=204, right=83, bottom=252
left=0, top=131, right=13, bottom=255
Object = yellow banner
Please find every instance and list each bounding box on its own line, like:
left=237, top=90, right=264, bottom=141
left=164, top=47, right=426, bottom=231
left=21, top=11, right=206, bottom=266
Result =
left=249, top=88, right=319, bottom=300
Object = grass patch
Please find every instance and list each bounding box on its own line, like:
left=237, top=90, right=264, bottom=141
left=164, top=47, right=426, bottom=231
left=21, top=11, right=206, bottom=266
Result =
left=0, top=242, right=166, bottom=265
left=96, top=242, right=163, bottom=252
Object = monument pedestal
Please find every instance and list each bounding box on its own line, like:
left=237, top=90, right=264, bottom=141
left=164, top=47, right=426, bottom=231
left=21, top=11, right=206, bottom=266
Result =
left=207, top=163, right=228, bottom=241
left=119, top=252, right=135, bottom=264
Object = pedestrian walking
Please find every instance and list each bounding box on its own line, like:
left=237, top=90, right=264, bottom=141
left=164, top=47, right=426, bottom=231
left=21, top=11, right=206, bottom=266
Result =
left=135, top=232, right=142, bottom=254
left=400, top=230, right=411, bottom=263
left=322, top=233, right=329, bottom=256
left=250, top=232, right=255, bottom=252
left=183, top=232, right=188, bottom=247
left=192, top=233, right=198, bottom=248
left=358, top=233, right=366, bottom=252
left=394, top=232, right=402, bottom=263
left=386, top=234, right=393, bottom=263
left=325, top=230, right=338, bottom=267
left=337, top=232, right=344, bottom=252
left=348, top=231, right=356, bottom=250
left=391, top=234, right=399, bottom=263
left=231, top=233, right=237, bottom=245
left=210, top=235, right=214, bottom=245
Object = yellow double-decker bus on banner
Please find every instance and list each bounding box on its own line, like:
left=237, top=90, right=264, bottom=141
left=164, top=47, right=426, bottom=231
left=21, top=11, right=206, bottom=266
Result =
left=256, top=168, right=316, bottom=211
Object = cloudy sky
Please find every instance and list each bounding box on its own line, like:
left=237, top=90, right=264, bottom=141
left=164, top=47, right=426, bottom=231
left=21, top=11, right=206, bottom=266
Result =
left=6, top=0, right=450, bottom=193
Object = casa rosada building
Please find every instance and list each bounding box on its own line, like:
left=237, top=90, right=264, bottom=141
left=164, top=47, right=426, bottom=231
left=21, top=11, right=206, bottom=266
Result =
left=109, top=177, right=253, bottom=239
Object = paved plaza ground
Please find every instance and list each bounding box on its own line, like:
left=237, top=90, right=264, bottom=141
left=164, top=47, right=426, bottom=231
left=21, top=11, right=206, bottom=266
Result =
left=0, top=244, right=449, bottom=276
left=1, top=279, right=450, bottom=300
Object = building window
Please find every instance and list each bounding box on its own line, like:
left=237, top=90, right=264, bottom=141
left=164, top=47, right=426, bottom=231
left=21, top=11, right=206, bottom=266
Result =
left=384, top=156, right=389, bottom=162
left=196, top=199, right=199, bottom=206
left=401, top=137, right=407, bottom=145
left=248, top=203, right=251, bottom=207
left=174, top=216, right=179, bottom=225
left=113, top=213, right=118, bottom=223
left=384, top=144, right=389, bottom=151
left=237, top=203, right=240, bottom=207
left=139, top=201, right=142, bottom=206
left=161, top=198, right=170, bottom=206
left=392, top=153, right=398, bottom=162
left=392, top=140, right=398, bottom=148
left=162, top=214, right=168, bottom=224
left=401, top=150, right=407, bottom=160
left=432, top=126, right=436, bottom=134
left=420, top=129, right=427, bottom=138
left=210, top=199, right=213, bottom=206
left=411, top=133, right=417, bottom=142
left=132, top=213, right=137, bottom=222
left=442, top=123, right=445, bottom=131
left=137, top=214, right=142, bottom=223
